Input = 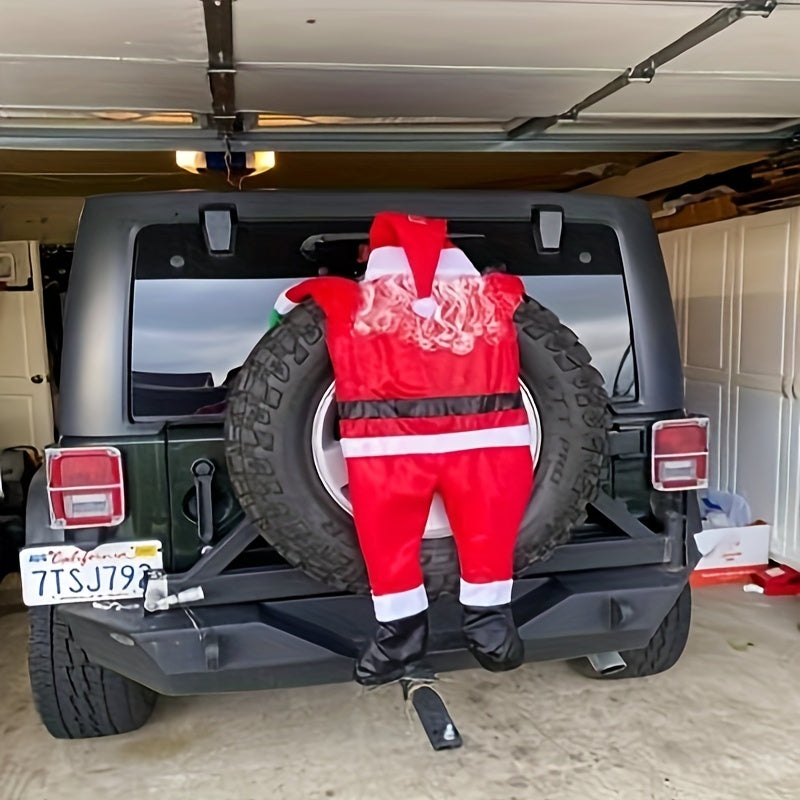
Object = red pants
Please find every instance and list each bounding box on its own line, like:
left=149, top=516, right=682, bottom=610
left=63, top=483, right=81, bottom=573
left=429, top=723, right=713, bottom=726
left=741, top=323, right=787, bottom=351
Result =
left=346, top=446, right=534, bottom=621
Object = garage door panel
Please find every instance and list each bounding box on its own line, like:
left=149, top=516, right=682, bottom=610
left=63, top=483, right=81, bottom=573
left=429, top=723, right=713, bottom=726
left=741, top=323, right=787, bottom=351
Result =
left=664, top=7, right=800, bottom=76
left=235, top=1, right=720, bottom=70
left=586, top=76, right=800, bottom=118
left=237, top=67, right=611, bottom=119
left=0, top=60, right=210, bottom=113
left=0, top=0, right=207, bottom=61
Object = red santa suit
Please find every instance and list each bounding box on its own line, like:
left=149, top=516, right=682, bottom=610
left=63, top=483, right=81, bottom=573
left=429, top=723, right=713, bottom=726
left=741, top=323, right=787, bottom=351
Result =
left=273, top=213, right=533, bottom=681
left=275, top=214, right=534, bottom=614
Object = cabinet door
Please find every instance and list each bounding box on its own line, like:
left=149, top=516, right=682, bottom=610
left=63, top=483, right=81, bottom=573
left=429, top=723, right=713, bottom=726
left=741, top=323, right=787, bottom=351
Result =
left=659, top=230, right=686, bottom=362
left=0, top=241, right=54, bottom=452
left=730, top=211, right=796, bottom=545
left=682, top=222, right=735, bottom=492
left=775, top=209, right=800, bottom=567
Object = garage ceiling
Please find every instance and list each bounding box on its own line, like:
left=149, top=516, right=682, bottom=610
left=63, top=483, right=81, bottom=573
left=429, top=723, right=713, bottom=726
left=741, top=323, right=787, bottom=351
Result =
left=0, top=149, right=665, bottom=194
left=2, top=0, right=800, bottom=152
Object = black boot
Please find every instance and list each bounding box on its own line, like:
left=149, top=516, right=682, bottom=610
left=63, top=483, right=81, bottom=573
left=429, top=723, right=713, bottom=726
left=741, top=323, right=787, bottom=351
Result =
left=462, top=604, right=524, bottom=672
left=354, top=610, right=429, bottom=686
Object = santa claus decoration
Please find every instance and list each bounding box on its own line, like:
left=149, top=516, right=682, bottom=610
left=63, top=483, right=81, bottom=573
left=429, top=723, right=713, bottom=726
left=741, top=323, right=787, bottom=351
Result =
left=270, top=212, right=534, bottom=685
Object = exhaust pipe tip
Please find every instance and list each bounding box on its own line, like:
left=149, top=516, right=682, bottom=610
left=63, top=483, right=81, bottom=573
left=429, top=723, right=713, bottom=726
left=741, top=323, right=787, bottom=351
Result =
left=587, top=651, right=627, bottom=676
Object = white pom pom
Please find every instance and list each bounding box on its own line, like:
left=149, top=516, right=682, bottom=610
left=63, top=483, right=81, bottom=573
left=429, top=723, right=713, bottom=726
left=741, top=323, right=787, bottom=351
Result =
left=412, top=296, right=438, bottom=319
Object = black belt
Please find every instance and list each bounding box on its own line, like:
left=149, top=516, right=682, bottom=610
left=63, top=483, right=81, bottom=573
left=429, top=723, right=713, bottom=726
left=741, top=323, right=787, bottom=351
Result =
left=337, top=391, right=523, bottom=420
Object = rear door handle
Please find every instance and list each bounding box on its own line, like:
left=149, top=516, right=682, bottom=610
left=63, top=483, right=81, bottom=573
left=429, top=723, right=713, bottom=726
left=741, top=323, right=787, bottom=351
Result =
left=191, top=459, right=216, bottom=546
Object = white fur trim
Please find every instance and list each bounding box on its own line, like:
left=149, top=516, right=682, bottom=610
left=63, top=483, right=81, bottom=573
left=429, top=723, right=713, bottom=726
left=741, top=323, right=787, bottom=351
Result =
left=274, top=289, right=299, bottom=316
left=412, top=297, right=438, bottom=318
left=372, top=584, right=429, bottom=622
left=460, top=579, right=513, bottom=607
left=364, top=246, right=479, bottom=281
left=341, top=425, right=531, bottom=458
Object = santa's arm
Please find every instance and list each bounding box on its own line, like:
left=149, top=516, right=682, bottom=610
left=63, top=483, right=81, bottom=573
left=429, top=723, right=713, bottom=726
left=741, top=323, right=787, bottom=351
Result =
left=485, top=272, right=526, bottom=311
left=268, top=277, right=357, bottom=329
left=268, top=279, right=319, bottom=330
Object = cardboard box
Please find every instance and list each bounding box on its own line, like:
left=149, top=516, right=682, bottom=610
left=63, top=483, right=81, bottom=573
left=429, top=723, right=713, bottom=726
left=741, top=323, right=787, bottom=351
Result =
left=693, top=524, right=771, bottom=571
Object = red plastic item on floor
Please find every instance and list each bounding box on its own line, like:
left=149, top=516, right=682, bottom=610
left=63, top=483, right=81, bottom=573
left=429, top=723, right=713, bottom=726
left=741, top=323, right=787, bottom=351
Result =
left=746, top=564, right=800, bottom=596
left=690, top=566, right=764, bottom=588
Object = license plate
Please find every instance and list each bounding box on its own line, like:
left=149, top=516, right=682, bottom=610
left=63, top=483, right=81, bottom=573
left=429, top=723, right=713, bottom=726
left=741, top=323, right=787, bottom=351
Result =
left=19, top=540, right=163, bottom=607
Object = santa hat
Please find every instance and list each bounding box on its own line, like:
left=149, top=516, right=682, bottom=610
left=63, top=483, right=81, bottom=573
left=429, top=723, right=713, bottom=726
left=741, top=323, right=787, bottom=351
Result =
left=369, top=212, right=448, bottom=318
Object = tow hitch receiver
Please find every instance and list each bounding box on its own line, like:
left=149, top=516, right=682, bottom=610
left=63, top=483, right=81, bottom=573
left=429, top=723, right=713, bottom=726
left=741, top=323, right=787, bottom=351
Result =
left=401, top=674, right=462, bottom=751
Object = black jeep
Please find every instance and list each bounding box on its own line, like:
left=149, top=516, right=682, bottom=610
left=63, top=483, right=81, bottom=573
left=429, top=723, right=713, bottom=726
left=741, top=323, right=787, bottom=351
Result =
left=22, top=191, right=705, bottom=738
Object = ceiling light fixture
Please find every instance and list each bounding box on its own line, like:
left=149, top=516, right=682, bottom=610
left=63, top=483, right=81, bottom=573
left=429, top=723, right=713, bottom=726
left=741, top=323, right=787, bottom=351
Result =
left=175, top=150, right=276, bottom=177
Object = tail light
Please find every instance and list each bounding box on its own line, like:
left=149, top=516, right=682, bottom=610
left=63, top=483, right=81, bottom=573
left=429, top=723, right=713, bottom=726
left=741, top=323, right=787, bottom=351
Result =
left=46, top=447, right=125, bottom=529
left=651, top=418, right=709, bottom=492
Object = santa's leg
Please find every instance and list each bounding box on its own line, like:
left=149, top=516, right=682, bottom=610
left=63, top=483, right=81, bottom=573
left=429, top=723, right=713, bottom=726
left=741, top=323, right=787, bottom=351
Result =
left=439, top=446, right=534, bottom=672
left=345, top=454, right=437, bottom=686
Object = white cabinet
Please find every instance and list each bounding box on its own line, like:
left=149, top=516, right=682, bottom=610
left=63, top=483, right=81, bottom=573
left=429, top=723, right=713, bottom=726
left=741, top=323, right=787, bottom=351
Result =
left=661, top=209, right=800, bottom=568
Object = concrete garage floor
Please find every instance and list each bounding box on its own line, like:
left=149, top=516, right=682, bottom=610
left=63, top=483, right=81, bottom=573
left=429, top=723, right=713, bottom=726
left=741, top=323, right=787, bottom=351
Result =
left=1, top=576, right=799, bottom=800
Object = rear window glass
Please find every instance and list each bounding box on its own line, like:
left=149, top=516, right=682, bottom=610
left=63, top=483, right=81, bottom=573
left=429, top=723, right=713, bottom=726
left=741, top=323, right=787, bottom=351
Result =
left=131, top=219, right=634, bottom=420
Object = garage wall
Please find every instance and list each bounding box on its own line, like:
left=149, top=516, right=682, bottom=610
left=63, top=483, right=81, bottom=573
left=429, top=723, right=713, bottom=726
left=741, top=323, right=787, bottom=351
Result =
left=661, top=209, right=800, bottom=569
left=0, top=197, right=82, bottom=243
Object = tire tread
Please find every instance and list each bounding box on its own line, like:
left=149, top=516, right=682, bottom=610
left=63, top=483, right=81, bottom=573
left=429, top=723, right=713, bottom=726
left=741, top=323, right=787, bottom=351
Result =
left=28, top=606, right=156, bottom=739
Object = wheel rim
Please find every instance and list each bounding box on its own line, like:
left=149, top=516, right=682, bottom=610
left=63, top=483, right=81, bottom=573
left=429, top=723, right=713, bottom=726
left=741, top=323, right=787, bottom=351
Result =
left=311, top=382, right=542, bottom=540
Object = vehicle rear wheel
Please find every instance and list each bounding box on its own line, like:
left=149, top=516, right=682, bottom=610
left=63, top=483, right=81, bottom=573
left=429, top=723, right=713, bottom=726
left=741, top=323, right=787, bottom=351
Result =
left=225, top=296, right=609, bottom=598
left=571, top=584, right=692, bottom=679
left=28, top=605, right=156, bottom=739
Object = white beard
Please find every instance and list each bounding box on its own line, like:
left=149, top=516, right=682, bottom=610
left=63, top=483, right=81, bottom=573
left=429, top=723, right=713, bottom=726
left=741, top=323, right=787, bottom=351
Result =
left=353, top=275, right=517, bottom=356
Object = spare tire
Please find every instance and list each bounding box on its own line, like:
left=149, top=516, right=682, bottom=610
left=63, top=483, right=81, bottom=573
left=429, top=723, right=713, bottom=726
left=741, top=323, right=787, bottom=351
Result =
left=225, top=297, right=609, bottom=598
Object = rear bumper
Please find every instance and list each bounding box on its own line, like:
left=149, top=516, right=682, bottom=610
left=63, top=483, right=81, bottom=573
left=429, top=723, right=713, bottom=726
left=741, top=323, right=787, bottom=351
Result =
left=62, top=564, right=690, bottom=695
